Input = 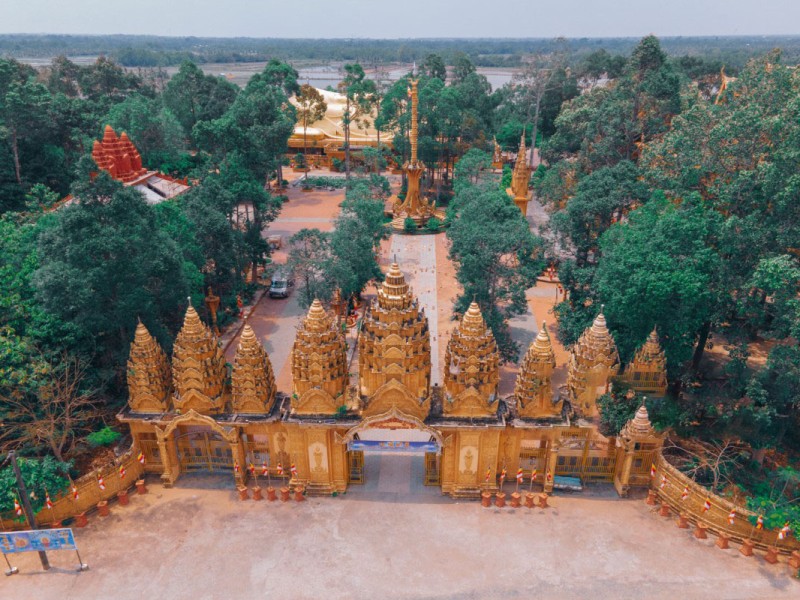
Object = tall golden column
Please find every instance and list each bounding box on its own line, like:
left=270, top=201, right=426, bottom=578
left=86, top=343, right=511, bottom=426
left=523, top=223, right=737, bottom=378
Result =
left=391, top=76, right=443, bottom=229
left=509, top=130, right=532, bottom=216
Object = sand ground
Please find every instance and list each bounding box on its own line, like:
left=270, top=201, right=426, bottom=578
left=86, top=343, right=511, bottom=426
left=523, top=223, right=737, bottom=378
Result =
left=5, top=469, right=797, bottom=600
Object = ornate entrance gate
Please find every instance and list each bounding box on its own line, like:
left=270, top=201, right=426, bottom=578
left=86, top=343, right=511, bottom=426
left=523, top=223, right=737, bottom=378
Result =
left=176, top=428, right=234, bottom=472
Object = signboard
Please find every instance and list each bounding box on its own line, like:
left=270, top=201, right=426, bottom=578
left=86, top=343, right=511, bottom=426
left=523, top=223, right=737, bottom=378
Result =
left=0, top=529, right=77, bottom=554
left=349, top=440, right=438, bottom=453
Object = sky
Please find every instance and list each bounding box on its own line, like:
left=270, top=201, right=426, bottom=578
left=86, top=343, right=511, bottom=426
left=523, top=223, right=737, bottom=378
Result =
left=1, top=0, right=799, bottom=38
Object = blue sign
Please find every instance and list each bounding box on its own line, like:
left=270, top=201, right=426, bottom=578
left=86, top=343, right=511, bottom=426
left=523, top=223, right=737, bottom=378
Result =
left=0, top=529, right=77, bottom=554
left=349, top=440, right=438, bottom=452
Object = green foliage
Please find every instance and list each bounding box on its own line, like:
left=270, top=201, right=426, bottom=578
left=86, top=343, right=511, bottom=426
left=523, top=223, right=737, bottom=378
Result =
left=288, top=228, right=332, bottom=308
left=597, top=390, right=642, bottom=437
left=86, top=425, right=121, bottom=448
left=425, top=217, right=442, bottom=232
left=447, top=182, right=545, bottom=361
left=403, top=217, right=418, bottom=233
left=162, top=60, right=238, bottom=137
left=0, top=456, right=70, bottom=514
left=500, top=165, right=512, bottom=190
left=302, top=177, right=347, bottom=189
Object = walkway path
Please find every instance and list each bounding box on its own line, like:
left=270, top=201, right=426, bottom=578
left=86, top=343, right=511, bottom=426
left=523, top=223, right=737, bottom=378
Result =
left=388, top=234, right=441, bottom=385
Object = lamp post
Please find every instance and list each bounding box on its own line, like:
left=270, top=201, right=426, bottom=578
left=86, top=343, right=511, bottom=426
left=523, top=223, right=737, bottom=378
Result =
left=7, top=452, right=50, bottom=570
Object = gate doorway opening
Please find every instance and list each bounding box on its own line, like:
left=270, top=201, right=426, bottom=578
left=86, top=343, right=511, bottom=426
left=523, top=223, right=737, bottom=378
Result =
left=176, top=426, right=234, bottom=474
left=347, top=427, right=440, bottom=495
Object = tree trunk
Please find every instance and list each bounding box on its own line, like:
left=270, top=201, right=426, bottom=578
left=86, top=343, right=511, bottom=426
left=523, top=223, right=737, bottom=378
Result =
left=529, top=100, right=541, bottom=170
left=11, top=126, right=22, bottom=185
left=344, top=99, right=351, bottom=181
left=376, top=127, right=381, bottom=175
left=691, top=321, right=712, bottom=372
left=303, top=122, right=309, bottom=182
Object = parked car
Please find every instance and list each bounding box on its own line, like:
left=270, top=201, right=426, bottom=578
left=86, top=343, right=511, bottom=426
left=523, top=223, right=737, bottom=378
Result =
left=269, top=269, right=294, bottom=298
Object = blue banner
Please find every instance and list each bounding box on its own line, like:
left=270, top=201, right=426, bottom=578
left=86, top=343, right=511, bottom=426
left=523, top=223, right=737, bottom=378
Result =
left=0, top=528, right=77, bottom=554
left=349, top=440, right=438, bottom=452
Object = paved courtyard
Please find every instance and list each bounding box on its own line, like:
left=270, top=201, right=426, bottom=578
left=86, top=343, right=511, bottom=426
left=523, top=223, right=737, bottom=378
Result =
left=6, top=473, right=798, bottom=600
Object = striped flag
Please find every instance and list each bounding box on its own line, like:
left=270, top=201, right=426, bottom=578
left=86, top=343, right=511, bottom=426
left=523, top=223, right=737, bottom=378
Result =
left=703, top=498, right=711, bottom=512
left=71, top=485, right=79, bottom=500
left=681, top=486, right=689, bottom=501
left=531, top=469, right=538, bottom=483
left=119, top=465, right=126, bottom=479
left=46, top=492, right=53, bottom=510
left=137, top=451, right=145, bottom=465
left=499, top=468, right=507, bottom=483
left=234, top=462, right=240, bottom=474
left=650, top=463, right=656, bottom=478
left=728, top=509, right=736, bottom=525
left=516, top=468, right=524, bottom=483
left=98, top=475, right=106, bottom=491
left=778, top=522, right=790, bottom=540
left=546, top=470, right=552, bottom=482
left=485, top=468, right=491, bottom=482
left=261, top=463, right=269, bottom=476
left=660, top=474, right=667, bottom=489
left=277, top=463, right=284, bottom=476
left=290, top=463, right=298, bottom=476
left=14, top=497, right=22, bottom=516
left=248, top=463, right=256, bottom=476
left=756, top=515, right=764, bottom=530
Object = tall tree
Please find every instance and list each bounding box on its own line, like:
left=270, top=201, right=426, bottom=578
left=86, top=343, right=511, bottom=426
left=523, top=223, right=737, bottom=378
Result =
left=288, top=228, right=332, bottom=308
left=295, top=84, right=327, bottom=181
left=337, top=64, right=377, bottom=181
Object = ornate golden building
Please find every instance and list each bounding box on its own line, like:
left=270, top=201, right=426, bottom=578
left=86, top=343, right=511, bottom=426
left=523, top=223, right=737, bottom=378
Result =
left=358, top=263, right=431, bottom=419
left=620, top=327, right=668, bottom=397
left=231, top=324, right=277, bottom=414
left=442, top=302, right=500, bottom=418
left=127, top=320, right=171, bottom=413
left=120, top=283, right=658, bottom=499
left=566, top=310, right=620, bottom=418
left=172, top=303, right=228, bottom=415
left=508, top=131, right=532, bottom=216
left=515, top=322, right=560, bottom=419
left=290, top=299, right=349, bottom=415
left=390, top=77, right=444, bottom=231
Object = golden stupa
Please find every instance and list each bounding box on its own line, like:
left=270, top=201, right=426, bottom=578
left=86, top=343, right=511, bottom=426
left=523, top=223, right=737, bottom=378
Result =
left=171, top=302, right=227, bottom=415
left=566, top=309, right=620, bottom=417
left=443, top=302, right=500, bottom=418
left=127, top=320, right=171, bottom=413
left=515, top=322, right=559, bottom=418
left=291, top=299, right=350, bottom=415
left=231, top=323, right=277, bottom=414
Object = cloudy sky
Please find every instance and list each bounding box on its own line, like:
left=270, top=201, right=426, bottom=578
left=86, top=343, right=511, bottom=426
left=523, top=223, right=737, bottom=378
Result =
left=1, top=0, right=798, bottom=38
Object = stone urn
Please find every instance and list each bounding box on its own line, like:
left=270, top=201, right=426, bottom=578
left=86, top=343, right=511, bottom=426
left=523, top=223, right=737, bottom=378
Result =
left=294, top=486, right=306, bottom=502
left=481, top=491, right=492, bottom=508
left=74, top=512, right=88, bottom=528
left=266, top=487, right=277, bottom=502
left=237, top=486, right=250, bottom=501
left=510, top=492, right=521, bottom=508
left=252, top=486, right=263, bottom=501
left=117, top=489, right=130, bottom=506
left=280, top=487, right=291, bottom=502
left=97, top=500, right=110, bottom=517
left=525, top=493, right=536, bottom=509
left=495, top=492, right=506, bottom=508
left=135, top=479, right=148, bottom=495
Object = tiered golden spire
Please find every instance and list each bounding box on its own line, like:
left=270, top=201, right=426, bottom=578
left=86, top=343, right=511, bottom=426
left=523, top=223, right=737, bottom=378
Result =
left=515, top=322, right=559, bottom=418
left=443, top=302, right=500, bottom=418
left=510, top=130, right=532, bottom=215
left=358, top=263, right=431, bottom=418
left=291, top=299, right=349, bottom=415
left=127, top=320, right=171, bottom=413
left=619, top=402, right=657, bottom=440
left=231, top=324, right=276, bottom=414
left=566, top=309, right=620, bottom=417
left=621, top=326, right=668, bottom=396
left=172, top=302, right=227, bottom=414
left=390, top=77, right=443, bottom=229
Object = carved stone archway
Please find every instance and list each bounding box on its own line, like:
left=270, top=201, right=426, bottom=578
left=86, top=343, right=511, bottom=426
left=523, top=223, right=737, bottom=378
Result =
left=154, top=409, right=243, bottom=486
left=338, top=406, right=445, bottom=447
